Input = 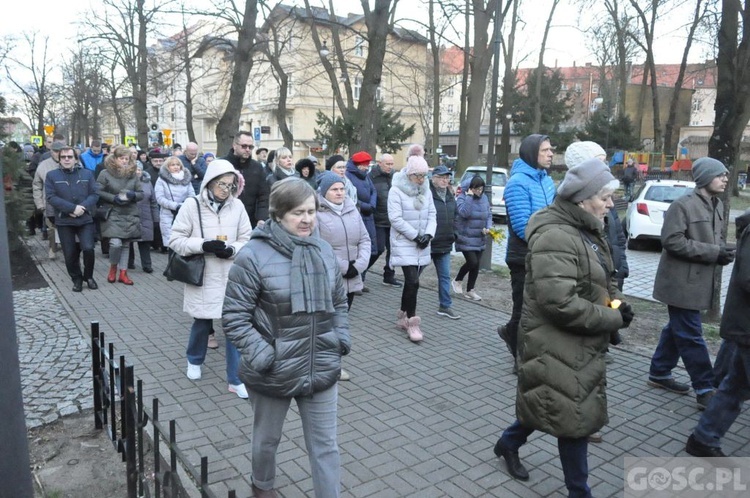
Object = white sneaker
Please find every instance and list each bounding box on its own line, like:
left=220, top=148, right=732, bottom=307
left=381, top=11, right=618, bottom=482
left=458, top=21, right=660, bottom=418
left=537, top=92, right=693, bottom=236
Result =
left=228, top=383, right=248, bottom=399
left=451, top=280, right=463, bottom=295
left=186, top=362, right=201, bottom=380
left=466, top=290, right=482, bottom=301
left=339, top=369, right=351, bottom=381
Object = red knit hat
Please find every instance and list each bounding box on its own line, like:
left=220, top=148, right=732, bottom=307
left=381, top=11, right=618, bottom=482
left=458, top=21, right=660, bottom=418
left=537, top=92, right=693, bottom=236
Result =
left=351, top=151, right=372, bottom=165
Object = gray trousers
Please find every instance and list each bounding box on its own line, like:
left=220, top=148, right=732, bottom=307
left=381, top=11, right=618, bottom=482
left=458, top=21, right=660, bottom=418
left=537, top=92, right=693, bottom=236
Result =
left=249, top=384, right=340, bottom=497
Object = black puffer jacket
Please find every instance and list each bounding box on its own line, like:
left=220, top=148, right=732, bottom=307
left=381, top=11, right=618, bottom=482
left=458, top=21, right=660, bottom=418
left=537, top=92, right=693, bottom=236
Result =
left=369, top=164, right=393, bottom=228
left=222, top=226, right=350, bottom=398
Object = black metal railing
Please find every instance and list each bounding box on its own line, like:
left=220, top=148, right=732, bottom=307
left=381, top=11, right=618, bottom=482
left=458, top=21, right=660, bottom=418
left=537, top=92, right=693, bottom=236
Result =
left=91, top=321, right=237, bottom=498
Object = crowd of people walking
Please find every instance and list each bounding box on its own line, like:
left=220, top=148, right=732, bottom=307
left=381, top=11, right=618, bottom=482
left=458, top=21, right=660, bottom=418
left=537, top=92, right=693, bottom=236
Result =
left=11, top=130, right=747, bottom=498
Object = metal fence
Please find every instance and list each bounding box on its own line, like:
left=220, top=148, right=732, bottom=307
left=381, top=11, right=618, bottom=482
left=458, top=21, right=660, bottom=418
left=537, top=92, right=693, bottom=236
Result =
left=91, top=321, right=237, bottom=498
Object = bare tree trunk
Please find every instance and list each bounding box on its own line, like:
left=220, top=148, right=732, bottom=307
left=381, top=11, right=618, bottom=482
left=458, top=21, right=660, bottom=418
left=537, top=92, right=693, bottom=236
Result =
left=664, top=0, right=705, bottom=155
left=457, top=0, right=498, bottom=172
left=457, top=0, right=471, bottom=170
left=215, top=0, right=258, bottom=155
left=532, top=0, right=560, bottom=132
left=708, top=0, right=750, bottom=320
left=629, top=0, right=661, bottom=151
left=499, top=0, right=518, bottom=167
left=351, top=0, right=393, bottom=155
left=429, top=0, right=441, bottom=166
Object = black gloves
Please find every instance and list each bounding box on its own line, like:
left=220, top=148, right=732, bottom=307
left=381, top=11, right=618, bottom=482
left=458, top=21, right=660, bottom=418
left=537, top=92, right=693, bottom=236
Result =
left=112, top=197, right=127, bottom=205
left=126, top=190, right=136, bottom=200
left=610, top=330, right=623, bottom=345
left=215, top=247, right=234, bottom=259
left=414, top=234, right=433, bottom=249
left=718, top=246, right=736, bottom=266
left=202, top=240, right=226, bottom=254
left=343, top=261, right=359, bottom=279
left=618, top=302, right=634, bottom=328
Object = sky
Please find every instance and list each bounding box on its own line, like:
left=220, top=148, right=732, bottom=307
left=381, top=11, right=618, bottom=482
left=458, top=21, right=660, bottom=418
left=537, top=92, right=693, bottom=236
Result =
left=0, top=0, right=712, bottom=101
left=0, top=0, right=712, bottom=63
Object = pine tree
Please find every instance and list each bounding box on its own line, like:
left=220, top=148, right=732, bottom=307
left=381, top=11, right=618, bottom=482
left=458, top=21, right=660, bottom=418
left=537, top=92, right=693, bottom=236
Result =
left=0, top=96, right=31, bottom=252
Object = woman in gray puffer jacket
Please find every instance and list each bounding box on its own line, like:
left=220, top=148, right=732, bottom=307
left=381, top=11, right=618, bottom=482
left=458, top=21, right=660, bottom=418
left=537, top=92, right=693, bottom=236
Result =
left=223, top=178, right=350, bottom=498
left=453, top=175, right=492, bottom=301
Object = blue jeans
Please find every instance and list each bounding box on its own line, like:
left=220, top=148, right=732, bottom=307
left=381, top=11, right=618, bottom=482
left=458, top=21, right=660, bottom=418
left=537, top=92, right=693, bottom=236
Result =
left=249, top=384, right=340, bottom=497
left=186, top=318, right=241, bottom=385
left=56, top=223, right=96, bottom=281
left=649, top=306, right=714, bottom=393
left=431, top=252, right=452, bottom=309
left=500, top=420, right=591, bottom=498
left=713, top=340, right=737, bottom=388
left=693, top=344, right=750, bottom=449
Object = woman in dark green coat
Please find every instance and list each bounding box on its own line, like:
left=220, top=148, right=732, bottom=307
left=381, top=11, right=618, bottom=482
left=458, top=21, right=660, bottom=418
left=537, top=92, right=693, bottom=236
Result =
left=492, top=158, right=633, bottom=498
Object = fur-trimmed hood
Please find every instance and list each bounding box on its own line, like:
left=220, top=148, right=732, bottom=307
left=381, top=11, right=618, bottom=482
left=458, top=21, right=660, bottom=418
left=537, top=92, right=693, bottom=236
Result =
left=104, top=154, right=138, bottom=179
left=199, top=159, right=244, bottom=198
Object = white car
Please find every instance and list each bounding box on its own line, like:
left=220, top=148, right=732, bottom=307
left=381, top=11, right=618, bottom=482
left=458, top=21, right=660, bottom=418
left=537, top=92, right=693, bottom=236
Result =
left=458, top=166, right=509, bottom=219
left=624, top=179, right=695, bottom=250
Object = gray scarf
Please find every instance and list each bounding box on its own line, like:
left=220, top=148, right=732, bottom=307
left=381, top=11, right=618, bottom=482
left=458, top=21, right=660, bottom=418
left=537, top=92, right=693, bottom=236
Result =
left=264, top=220, right=335, bottom=314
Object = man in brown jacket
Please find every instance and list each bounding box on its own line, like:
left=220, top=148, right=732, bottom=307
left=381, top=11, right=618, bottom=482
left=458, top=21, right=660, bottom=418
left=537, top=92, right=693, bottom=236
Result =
left=648, top=157, right=735, bottom=410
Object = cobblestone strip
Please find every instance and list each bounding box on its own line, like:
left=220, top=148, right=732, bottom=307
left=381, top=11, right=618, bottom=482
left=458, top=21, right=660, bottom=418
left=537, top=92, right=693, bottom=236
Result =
left=14, top=287, right=92, bottom=429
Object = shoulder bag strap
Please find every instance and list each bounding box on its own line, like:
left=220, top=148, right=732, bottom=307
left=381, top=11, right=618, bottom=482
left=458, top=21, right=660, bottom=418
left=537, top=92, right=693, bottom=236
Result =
left=194, top=196, right=204, bottom=238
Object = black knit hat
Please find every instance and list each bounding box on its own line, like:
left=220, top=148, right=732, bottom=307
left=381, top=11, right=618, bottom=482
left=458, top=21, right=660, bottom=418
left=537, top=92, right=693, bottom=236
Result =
left=325, top=154, right=345, bottom=170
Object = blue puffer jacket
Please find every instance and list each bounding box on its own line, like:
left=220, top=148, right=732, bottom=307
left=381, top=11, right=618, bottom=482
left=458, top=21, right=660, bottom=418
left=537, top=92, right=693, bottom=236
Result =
left=346, top=161, right=378, bottom=254
left=504, top=159, right=556, bottom=264
left=455, top=177, right=492, bottom=251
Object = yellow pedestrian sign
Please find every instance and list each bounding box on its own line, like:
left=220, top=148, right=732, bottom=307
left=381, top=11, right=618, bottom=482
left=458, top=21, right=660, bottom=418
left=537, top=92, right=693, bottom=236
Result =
left=30, top=135, right=43, bottom=146
left=124, top=136, right=137, bottom=146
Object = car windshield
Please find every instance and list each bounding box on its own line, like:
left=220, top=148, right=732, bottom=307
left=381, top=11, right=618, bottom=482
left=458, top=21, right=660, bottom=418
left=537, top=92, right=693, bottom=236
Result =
left=644, top=185, right=692, bottom=203
left=462, top=171, right=507, bottom=187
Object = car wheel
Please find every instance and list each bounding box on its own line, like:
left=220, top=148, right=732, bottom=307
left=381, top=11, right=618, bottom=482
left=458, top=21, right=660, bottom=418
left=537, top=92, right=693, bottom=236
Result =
left=627, top=236, right=642, bottom=251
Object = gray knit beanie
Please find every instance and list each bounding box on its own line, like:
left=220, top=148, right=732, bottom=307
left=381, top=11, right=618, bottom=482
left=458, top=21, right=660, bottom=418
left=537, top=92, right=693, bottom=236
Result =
left=564, top=141, right=606, bottom=169
left=692, top=157, right=728, bottom=188
left=317, top=171, right=344, bottom=196
left=557, top=158, right=616, bottom=203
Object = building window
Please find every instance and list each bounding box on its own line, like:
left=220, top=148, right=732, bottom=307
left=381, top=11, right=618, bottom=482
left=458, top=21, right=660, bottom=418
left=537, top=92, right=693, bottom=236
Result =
left=287, top=73, right=294, bottom=98
left=561, top=82, right=568, bottom=91
left=592, top=84, right=599, bottom=94
left=354, top=76, right=362, bottom=100
left=354, top=35, right=366, bottom=57
left=574, top=83, right=582, bottom=92
left=446, top=86, right=454, bottom=97
left=447, top=104, right=454, bottom=113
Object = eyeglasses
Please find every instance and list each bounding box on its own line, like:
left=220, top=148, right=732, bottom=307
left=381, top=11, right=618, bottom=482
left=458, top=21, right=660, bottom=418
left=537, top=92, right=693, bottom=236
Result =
left=409, top=173, right=427, bottom=179
left=214, top=181, right=235, bottom=190
left=237, top=144, right=254, bottom=150
left=59, top=155, right=75, bottom=159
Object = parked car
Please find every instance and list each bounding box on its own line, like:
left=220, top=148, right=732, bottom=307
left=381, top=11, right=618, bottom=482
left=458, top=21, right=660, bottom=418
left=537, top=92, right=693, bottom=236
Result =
left=623, top=179, right=695, bottom=250
left=458, top=166, right=509, bottom=219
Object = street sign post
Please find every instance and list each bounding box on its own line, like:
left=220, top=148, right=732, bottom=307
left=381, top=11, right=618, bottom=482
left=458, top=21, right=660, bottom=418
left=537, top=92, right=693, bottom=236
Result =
left=254, top=127, right=261, bottom=142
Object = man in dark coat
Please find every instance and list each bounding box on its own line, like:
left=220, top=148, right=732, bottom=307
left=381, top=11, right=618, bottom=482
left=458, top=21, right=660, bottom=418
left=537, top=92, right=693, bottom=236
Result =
left=222, top=131, right=269, bottom=227
left=687, top=209, right=750, bottom=457
left=648, top=157, right=735, bottom=410
left=429, top=165, right=459, bottom=319
left=179, top=142, right=207, bottom=194
left=368, top=153, right=401, bottom=287
left=346, top=150, right=378, bottom=289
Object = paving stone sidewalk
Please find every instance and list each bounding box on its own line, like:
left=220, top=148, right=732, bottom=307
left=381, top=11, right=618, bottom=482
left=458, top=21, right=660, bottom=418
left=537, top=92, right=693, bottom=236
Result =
left=18, top=234, right=750, bottom=497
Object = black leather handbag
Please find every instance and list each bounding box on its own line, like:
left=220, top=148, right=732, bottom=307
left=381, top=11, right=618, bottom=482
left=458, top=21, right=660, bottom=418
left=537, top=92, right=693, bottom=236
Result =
left=163, top=198, right=205, bottom=286
left=94, top=206, right=112, bottom=221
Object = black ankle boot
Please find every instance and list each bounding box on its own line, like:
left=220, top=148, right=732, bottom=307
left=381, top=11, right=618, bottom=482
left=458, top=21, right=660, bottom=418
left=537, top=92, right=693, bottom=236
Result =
left=494, top=439, right=529, bottom=481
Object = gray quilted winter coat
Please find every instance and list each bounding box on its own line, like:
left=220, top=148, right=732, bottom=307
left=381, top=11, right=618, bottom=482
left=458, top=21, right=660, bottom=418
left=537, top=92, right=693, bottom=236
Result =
left=222, top=225, right=350, bottom=398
